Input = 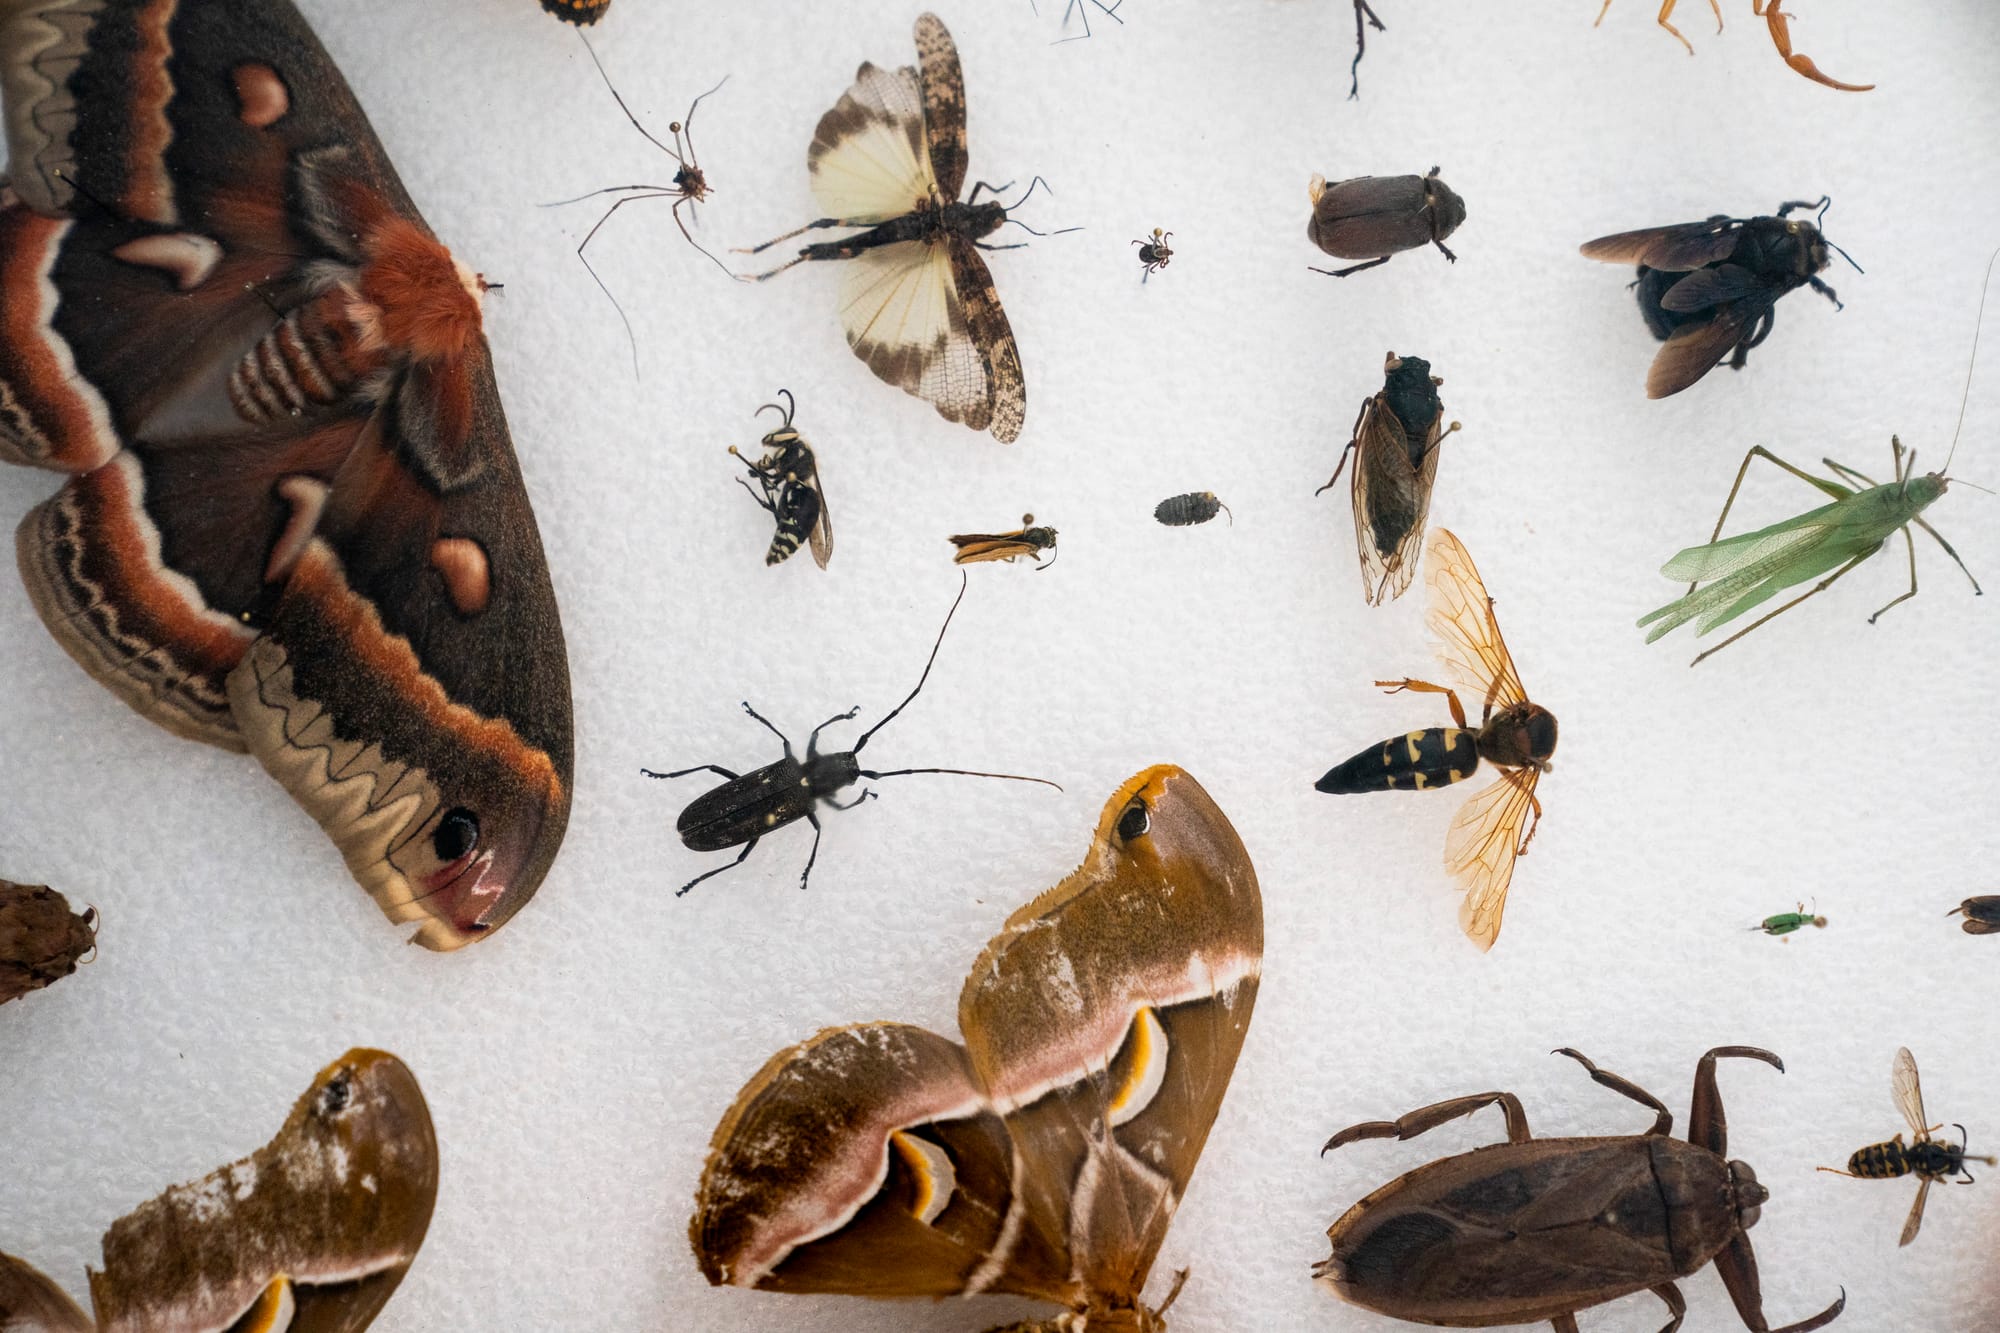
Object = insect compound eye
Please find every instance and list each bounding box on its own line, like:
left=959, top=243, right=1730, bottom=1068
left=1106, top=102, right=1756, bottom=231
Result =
left=433, top=808, right=480, bottom=863
left=317, top=1070, right=353, bottom=1119
left=1116, top=799, right=1150, bottom=842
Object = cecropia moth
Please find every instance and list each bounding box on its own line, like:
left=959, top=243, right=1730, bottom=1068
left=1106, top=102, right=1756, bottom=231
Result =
left=0, top=0, right=573, bottom=948
left=0, top=1048, right=438, bottom=1332
left=691, top=765, right=1264, bottom=1331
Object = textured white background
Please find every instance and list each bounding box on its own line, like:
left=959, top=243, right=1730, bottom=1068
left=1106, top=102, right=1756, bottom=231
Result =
left=3, top=1, right=1999, bottom=1330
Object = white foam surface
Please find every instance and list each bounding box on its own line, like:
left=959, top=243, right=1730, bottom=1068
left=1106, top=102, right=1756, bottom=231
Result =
left=3, top=1, right=1998, bottom=1329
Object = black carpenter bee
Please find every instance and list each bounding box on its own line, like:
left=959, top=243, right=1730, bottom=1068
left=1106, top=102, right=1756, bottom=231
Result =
left=1581, top=197, right=1854, bottom=398
left=730, top=390, right=831, bottom=569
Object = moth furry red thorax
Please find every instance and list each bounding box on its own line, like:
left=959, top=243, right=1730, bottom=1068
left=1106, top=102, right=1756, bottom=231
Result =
left=354, top=214, right=486, bottom=364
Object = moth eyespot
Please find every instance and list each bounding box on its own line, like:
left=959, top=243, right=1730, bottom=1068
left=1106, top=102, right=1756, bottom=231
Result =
left=1116, top=799, right=1150, bottom=841
left=318, top=1071, right=353, bottom=1118
left=433, top=808, right=480, bottom=863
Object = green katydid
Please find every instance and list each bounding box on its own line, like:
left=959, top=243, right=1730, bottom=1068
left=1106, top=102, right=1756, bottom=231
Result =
left=1637, top=435, right=1980, bottom=665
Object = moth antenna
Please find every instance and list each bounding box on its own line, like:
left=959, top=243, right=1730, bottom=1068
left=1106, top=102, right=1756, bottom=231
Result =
left=1944, top=243, right=2000, bottom=473
left=851, top=571, right=970, bottom=754
left=857, top=766, right=1062, bottom=791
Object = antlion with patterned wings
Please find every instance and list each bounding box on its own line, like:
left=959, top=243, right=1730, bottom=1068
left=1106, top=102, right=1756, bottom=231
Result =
left=1315, top=528, right=1558, bottom=950
left=739, top=13, right=1030, bottom=443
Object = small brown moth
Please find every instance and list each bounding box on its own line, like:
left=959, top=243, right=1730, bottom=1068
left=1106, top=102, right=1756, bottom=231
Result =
left=739, top=14, right=1033, bottom=442
left=691, top=766, right=1263, bottom=1331
left=0, top=880, right=96, bottom=1006
left=0, top=1049, right=437, bottom=1331
left=949, top=514, right=1059, bottom=568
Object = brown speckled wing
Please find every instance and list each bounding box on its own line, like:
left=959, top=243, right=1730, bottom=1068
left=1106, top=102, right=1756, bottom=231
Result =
left=914, top=13, right=968, bottom=205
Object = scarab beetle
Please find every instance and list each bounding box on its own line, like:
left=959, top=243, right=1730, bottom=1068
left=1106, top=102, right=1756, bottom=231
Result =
left=1308, top=167, right=1464, bottom=278
left=1319, top=1045, right=1846, bottom=1332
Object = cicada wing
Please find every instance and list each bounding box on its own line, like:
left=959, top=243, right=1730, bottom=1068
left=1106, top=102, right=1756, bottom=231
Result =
left=1423, top=528, right=1526, bottom=710
left=1445, top=767, right=1539, bottom=952
left=1899, top=1176, right=1931, bottom=1248
left=1892, top=1047, right=1930, bottom=1139
left=1579, top=219, right=1743, bottom=270
left=1351, top=401, right=1438, bottom=606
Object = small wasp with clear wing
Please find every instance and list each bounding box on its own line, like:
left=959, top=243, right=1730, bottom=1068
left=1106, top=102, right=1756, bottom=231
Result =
left=729, top=391, right=831, bottom=570
left=1581, top=197, right=1854, bottom=398
left=1316, top=529, right=1557, bottom=951
left=1818, top=1048, right=1994, bottom=1246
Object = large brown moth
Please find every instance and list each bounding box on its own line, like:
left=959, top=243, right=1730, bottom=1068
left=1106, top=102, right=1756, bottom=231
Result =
left=739, top=13, right=1033, bottom=443
left=691, top=765, right=1263, bottom=1331
left=0, top=1048, right=438, bottom=1332
left=0, top=0, right=573, bottom=949
left=0, top=878, right=96, bottom=1005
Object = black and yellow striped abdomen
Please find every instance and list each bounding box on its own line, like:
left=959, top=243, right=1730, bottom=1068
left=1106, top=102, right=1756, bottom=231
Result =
left=1316, top=728, right=1480, bottom=795
left=1848, top=1139, right=1918, bottom=1178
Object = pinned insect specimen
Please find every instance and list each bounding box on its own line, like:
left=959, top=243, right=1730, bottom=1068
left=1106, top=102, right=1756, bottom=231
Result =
left=558, top=40, right=733, bottom=363
left=692, top=765, right=1260, bottom=1331
left=1347, top=1, right=1386, bottom=98
left=644, top=574, right=1057, bottom=895
left=1320, top=1046, right=1846, bottom=1332
left=949, top=514, right=1060, bottom=568
left=1752, top=901, right=1827, bottom=937
left=1949, top=896, right=2000, bottom=934
left=0, top=880, right=96, bottom=1006
left=729, top=391, right=830, bottom=569
left=1319, top=352, right=1461, bottom=605
left=1639, top=436, right=1977, bottom=665
left=1133, top=228, right=1174, bottom=280
left=0, top=1049, right=436, bottom=1328
left=541, top=0, right=609, bottom=23
left=1317, top=529, right=1556, bottom=950
left=1308, top=167, right=1464, bottom=278
left=1594, top=0, right=1871, bottom=91
left=1581, top=198, right=1851, bottom=398
left=1155, top=492, right=1232, bottom=527
left=740, top=14, right=1039, bottom=442
left=1819, top=1047, right=1994, bottom=1246
left=0, top=0, right=573, bottom=950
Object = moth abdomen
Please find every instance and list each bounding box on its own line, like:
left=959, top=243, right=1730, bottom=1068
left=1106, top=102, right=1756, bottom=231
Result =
left=1316, top=728, right=1479, bottom=795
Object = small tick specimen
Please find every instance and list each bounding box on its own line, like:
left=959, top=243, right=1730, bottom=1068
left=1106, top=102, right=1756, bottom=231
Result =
left=1308, top=168, right=1464, bottom=278
left=1752, top=901, right=1826, bottom=937
left=1639, top=435, right=1976, bottom=665
left=739, top=14, right=1034, bottom=441
left=1949, top=896, right=2000, bottom=934
left=1819, top=1048, right=1994, bottom=1246
left=1319, top=1045, right=1845, bottom=1332
left=1155, top=492, right=1232, bottom=527
left=0, top=880, right=97, bottom=1006
left=1594, top=0, right=1872, bottom=91
left=1319, top=351, right=1461, bottom=605
left=644, top=574, right=1057, bottom=895
left=949, top=514, right=1059, bottom=568
left=1581, top=198, right=1849, bottom=398
left=1317, top=529, right=1557, bottom=951
left=729, top=391, right=831, bottom=569
left=1133, top=228, right=1173, bottom=280
left=1347, top=1, right=1386, bottom=98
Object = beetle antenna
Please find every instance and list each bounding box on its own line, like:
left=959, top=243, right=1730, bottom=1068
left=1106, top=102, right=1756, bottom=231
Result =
left=852, top=572, right=969, bottom=754
left=1945, top=244, right=2000, bottom=473
left=755, top=388, right=796, bottom=428
left=858, top=765, right=1062, bottom=790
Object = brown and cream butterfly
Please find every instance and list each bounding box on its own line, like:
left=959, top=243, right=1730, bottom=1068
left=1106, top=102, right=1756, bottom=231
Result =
left=0, top=0, right=573, bottom=949
left=741, top=13, right=1033, bottom=443
left=691, top=765, right=1263, bottom=1331
left=0, top=1048, right=438, bottom=1332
